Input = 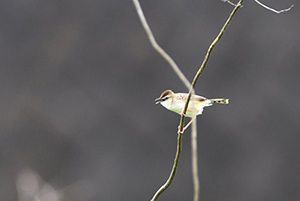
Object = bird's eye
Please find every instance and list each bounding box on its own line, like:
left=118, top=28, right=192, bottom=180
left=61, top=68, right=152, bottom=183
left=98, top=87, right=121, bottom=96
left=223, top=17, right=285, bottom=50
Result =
left=162, top=96, right=168, bottom=101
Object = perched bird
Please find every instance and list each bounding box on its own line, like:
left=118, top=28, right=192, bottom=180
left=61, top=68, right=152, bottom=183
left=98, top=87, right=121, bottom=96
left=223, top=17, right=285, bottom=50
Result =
left=155, top=89, right=229, bottom=132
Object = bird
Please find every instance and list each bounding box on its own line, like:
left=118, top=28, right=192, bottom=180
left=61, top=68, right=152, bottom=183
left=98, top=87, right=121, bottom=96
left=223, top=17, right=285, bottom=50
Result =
left=155, top=89, right=229, bottom=133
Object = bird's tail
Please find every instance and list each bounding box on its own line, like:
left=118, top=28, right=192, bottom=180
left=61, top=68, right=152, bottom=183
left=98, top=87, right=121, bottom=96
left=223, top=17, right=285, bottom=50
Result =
left=210, top=98, right=229, bottom=104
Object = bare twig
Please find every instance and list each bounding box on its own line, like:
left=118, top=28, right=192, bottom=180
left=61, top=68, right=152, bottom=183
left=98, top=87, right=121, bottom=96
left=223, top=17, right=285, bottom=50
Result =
left=150, top=133, right=183, bottom=201
left=188, top=0, right=243, bottom=201
left=180, top=1, right=243, bottom=199
left=191, top=119, right=199, bottom=201
left=132, top=0, right=191, bottom=90
left=254, top=0, right=293, bottom=13
left=221, top=0, right=239, bottom=7
left=178, top=0, right=243, bottom=135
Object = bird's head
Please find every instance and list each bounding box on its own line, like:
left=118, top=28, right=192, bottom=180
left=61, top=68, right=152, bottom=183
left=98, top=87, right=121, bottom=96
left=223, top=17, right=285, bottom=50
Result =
left=155, top=89, right=174, bottom=105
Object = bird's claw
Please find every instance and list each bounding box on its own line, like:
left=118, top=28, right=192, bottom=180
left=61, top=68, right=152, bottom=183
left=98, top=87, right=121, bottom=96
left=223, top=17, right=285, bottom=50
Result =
left=177, top=125, right=185, bottom=135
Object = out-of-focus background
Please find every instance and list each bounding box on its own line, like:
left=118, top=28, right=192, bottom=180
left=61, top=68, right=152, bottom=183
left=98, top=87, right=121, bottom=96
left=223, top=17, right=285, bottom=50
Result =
left=0, top=0, right=299, bottom=200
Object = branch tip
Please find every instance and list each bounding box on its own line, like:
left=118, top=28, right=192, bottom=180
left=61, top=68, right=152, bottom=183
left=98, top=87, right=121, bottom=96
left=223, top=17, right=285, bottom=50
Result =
left=254, top=0, right=293, bottom=14
left=221, top=0, right=243, bottom=7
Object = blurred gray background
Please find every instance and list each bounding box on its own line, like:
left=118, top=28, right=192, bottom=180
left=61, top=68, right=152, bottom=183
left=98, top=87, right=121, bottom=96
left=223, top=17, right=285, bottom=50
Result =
left=0, top=0, right=299, bottom=200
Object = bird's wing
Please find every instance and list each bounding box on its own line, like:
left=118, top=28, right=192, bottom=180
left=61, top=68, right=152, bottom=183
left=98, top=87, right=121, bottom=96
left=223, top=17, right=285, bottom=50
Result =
left=192, top=95, right=207, bottom=102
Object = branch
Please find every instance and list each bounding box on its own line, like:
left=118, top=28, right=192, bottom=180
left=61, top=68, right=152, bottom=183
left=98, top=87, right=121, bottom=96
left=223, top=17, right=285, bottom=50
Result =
left=178, top=0, right=243, bottom=134
left=150, top=133, right=183, bottom=201
left=221, top=0, right=240, bottom=7
left=254, top=0, right=293, bottom=14
left=191, top=119, right=199, bottom=201
left=132, top=0, right=191, bottom=90
left=180, top=2, right=243, bottom=200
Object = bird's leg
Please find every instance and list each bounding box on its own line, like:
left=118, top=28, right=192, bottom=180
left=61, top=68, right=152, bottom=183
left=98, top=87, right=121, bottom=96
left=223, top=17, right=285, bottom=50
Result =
left=183, top=117, right=196, bottom=131
left=178, top=109, right=186, bottom=134
left=177, top=117, right=196, bottom=134
left=180, top=109, right=186, bottom=117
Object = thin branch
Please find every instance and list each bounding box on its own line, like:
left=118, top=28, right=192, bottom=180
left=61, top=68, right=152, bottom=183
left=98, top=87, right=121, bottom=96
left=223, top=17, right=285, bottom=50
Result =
left=132, top=0, right=191, bottom=90
left=221, top=0, right=239, bottom=7
left=191, top=120, right=199, bottom=201
left=150, top=133, right=183, bottom=201
left=254, top=0, right=293, bottom=14
left=178, top=0, right=243, bottom=134
left=180, top=2, right=243, bottom=200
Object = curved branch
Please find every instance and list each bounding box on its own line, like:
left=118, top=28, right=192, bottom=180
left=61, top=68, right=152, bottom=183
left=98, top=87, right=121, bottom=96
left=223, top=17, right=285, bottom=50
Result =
left=132, top=0, right=191, bottom=90
left=150, top=133, right=183, bottom=201
left=254, top=0, right=293, bottom=14
left=180, top=1, right=243, bottom=199
left=178, top=0, right=243, bottom=134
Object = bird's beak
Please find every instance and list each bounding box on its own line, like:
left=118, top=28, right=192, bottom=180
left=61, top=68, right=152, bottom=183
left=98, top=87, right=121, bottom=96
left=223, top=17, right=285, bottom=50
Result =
left=155, top=97, right=161, bottom=105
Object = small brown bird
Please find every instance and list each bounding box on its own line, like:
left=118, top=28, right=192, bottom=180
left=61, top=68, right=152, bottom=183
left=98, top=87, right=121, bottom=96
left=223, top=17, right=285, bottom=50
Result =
left=155, top=89, right=229, bottom=132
